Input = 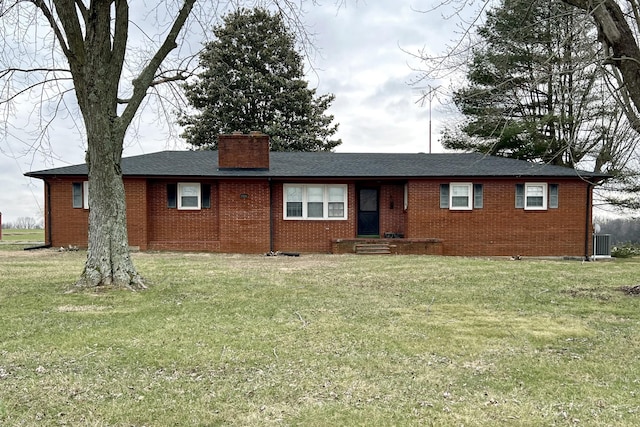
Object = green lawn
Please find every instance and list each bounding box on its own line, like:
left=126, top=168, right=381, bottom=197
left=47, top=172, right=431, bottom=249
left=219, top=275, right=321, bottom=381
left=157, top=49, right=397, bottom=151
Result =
left=0, top=229, right=44, bottom=250
left=1, top=248, right=639, bottom=426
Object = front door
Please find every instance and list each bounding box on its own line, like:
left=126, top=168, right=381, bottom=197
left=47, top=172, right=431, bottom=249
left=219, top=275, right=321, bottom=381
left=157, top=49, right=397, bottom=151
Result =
left=358, top=188, right=379, bottom=236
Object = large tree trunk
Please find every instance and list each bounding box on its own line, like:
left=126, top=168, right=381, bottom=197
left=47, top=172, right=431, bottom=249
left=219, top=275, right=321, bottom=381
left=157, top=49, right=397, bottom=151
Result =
left=73, top=75, right=145, bottom=290
left=75, top=131, right=145, bottom=291
left=62, top=1, right=144, bottom=290
left=25, top=0, right=195, bottom=289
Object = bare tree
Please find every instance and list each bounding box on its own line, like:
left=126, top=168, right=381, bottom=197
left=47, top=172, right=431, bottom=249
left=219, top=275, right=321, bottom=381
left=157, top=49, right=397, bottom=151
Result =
left=416, top=0, right=640, bottom=135
left=0, top=1, right=312, bottom=290
left=562, top=0, right=640, bottom=132
left=439, top=1, right=639, bottom=172
left=414, top=0, right=640, bottom=210
left=13, top=216, right=41, bottom=229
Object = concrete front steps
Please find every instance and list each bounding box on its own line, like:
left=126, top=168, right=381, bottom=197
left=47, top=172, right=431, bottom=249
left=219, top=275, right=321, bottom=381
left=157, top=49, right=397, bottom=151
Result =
left=332, top=238, right=444, bottom=255
left=355, top=243, right=392, bottom=255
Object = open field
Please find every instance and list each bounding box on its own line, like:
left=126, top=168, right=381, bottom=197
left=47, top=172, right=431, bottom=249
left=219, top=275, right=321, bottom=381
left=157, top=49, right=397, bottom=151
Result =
left=1, top=248, right=639, bottom=426
left=0, top=229, right=44, bottom=250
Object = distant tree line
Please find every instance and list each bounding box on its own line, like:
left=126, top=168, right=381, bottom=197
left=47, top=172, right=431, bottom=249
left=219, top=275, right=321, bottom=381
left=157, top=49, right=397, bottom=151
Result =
left=1, top=217, right=43, bottom=230
left=596, top=217, right=640, bottom=244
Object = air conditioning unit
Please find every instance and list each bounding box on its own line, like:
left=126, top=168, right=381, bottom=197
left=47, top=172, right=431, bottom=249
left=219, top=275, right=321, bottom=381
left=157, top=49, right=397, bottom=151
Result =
left=593, top=234, right=611, bottom=258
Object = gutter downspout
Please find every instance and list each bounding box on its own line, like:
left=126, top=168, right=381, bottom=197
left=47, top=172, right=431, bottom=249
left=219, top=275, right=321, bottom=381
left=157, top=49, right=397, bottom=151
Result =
left=585, top=182, right=593, bottom=261
left=268, top=177, right=274, bottom=253
left=46, top=180, right=52, bottom=246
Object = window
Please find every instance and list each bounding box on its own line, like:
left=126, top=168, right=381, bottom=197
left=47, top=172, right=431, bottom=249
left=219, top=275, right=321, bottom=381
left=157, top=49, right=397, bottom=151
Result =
left=72, top=181, right=89, bottom=209
left=285, top=186, right=303, bottom=217
left=451, top=183, right=472, bottom=209
left=178, top=183, right=201, bottom=210
left=307, top=186, right=324, bottom=218
left=525, top=183, right=546, bottom=209
left=515, top=183, right=552, bottom=210
left=440, top=183, right=482, bottom=210
left=284, top=184, right=348, bottom=220
left=167, top=183, right=211, bottom=210
left=328, top=186, right=346, bottom=218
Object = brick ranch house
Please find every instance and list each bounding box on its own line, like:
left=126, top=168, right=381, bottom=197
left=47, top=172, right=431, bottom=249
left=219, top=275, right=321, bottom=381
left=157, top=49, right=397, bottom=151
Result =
left=26, top=133, right=609, bottom=257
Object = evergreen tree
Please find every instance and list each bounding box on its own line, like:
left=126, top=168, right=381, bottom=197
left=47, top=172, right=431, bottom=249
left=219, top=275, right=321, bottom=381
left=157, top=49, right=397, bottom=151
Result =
left=180, top=8, right=341, bottom=151
left=443, top=0, right=630, bottom=170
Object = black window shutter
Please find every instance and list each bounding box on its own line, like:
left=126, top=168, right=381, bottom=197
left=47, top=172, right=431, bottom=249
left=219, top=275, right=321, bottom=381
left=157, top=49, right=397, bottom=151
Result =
left=440, top=184, right=449, bottom=208
left=201, top=184, right=211, bottom=208
left=167, top=183, right=177, bottom=208
left=473, top=184, right=483, bottom=209
left=72, top=183, right=83, bottom=208
left=549, top=184, right=559, bottom=208
left=515, top=184, right=525, bottom=208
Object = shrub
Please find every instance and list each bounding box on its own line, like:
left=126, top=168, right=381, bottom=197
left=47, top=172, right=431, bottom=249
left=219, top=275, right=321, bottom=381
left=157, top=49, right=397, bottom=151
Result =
left=611, top=242, right=640, bottom=258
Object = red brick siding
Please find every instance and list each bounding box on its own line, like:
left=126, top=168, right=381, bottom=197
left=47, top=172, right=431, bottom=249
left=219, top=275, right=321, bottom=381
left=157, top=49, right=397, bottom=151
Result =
left=47, top=178, right=89, bottom=247
left=218, top=134, right=270, bottom=169
left=44, top=176, right=594, bottom=256
left=45, top=177, right=148, bottom=249
left=124, top=179, right=148, bottom=250
left=405, top=178, right=592, bottom=257
left=379, top=184, right=406, bottom=237
left=218, top=180, right=271, bottom=253
left=147, top=180, right=220, bottom=251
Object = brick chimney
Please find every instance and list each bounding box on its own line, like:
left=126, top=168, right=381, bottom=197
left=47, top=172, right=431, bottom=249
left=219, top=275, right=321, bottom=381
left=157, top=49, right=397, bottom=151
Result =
left=218, top=132, right=270, bottom=170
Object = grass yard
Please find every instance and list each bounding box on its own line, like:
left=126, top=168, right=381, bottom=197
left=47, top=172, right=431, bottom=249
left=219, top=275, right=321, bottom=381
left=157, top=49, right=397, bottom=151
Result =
left=1, top=248, right=639, bottom=426
left=0, top=229, right=45, bottom=250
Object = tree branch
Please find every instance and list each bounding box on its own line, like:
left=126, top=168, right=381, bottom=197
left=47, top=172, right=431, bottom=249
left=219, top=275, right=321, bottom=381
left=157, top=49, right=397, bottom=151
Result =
left=30, top=0, right=74, bottom=58
left=118, top=0, right=196, bottom=135
left=0, top=1, right=20, bottom=18
left=110, top=0, right=128, bottom=79
left=562, top=0, right=640, bottom=132
left=73, top=0, right=87, bottom=26
left=150, top=72, right=191, bottom=87
left=1, top=67, right=70, bottom=78
left=1, top=76, right=73, bottom=104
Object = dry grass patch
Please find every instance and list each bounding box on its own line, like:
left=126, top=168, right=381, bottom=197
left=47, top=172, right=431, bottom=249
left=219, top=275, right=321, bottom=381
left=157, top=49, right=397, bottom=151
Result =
left=1, top=250, right=640, bottom=425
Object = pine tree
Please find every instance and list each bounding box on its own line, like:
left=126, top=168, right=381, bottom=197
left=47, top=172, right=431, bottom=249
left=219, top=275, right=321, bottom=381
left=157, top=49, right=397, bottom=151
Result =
left=443, top=0, right=625, bottom=168
left=180, top=8, right=341, bottom=151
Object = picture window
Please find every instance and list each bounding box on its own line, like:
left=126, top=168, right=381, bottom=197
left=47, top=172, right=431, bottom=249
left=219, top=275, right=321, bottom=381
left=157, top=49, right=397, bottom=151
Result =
left=284, top=184, right=348, bottom=220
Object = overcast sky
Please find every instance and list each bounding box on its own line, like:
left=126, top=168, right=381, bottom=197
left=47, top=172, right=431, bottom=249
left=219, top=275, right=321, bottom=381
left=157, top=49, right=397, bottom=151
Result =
left=1, top=1, right=463, bottom=224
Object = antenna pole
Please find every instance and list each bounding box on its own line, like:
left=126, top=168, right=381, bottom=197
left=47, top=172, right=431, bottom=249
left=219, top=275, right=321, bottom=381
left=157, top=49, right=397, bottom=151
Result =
left=429, top=93, right=432, bottom=154
left=415, top=84, right=440, bottom=154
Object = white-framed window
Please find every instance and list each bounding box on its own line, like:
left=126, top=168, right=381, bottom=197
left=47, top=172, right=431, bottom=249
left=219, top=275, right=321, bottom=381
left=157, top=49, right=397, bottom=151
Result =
left=284, top=184, right=348, bottom=220
left=72, top=181, right=89, bottom=209
left=515, top=183, right=554, bottom=210
left=525, top=183, right=546, bottom=210
left=178, top=182, right=201, bottom=210
left=440, top=183, right=482, bottom=210
left=450, top=183, right=473, bottom=210
left=167, top=183, right=211, bottom=210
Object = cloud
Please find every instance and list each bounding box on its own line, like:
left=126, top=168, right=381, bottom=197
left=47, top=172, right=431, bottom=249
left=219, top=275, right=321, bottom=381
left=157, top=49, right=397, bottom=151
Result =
left=0, top=1, right=456, bottom=223
left=305, top=2, right=454, bottom=153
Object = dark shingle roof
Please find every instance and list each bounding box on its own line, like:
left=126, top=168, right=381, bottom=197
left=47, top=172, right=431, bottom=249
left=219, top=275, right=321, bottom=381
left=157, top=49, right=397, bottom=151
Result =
left=25, top=150, right=610, bottom=180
